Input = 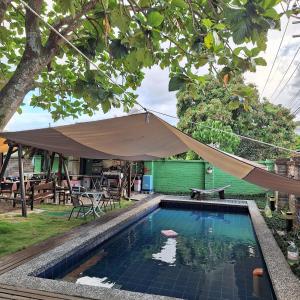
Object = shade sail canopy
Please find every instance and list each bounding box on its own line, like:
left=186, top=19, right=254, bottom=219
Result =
left=1, top=112, right=300, bottom=195
left=0, top=138, right=8, bottom=153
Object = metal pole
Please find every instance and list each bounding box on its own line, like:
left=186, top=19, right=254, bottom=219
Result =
left=58, top=155, right=63, bottom=186
left=0, top=153, right=3, bottom=171
left=18, top=144, right=27, bottom=217
left=62, top=156, right=72, bottom=194
left=46, top=152, right=55, bottom=182
left=0, top=145, right=14, bottom=181
left=127, top=162, right=132, bottom=198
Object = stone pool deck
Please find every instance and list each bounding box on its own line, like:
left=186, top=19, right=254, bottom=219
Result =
left=0, top=195, right=299, bottom=299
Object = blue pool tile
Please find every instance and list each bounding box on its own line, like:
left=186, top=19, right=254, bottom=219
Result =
left=40, top=208, right=275, bottom=300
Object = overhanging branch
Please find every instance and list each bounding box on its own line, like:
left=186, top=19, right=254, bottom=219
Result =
left=24, top=0, right=42, bottom=56
left=45, top=0, right=99, bottom=49
left=0, top=0, right=12, bottom=24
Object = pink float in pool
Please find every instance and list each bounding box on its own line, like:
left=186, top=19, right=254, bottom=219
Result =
left=161, top=229, right=178, bottom=238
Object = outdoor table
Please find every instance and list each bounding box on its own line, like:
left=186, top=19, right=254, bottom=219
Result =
left=80, top=190, right=105, bottom=217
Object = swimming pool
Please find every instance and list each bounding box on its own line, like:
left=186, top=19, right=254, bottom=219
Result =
left=40, top=207, right=275, bottom=300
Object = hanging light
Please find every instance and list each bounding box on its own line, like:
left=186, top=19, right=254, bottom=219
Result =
left=206, top=166, right=213, bottom=174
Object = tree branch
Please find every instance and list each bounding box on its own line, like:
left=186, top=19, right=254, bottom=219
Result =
left=24, top=0, right=43, bottom=57
left=45, top=0, right=99, bottom=50
left=0, top=0, right=12, bottom=24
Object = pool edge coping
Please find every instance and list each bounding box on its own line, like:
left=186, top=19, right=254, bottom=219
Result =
left=0, top=197, right=299, bottom=299
left=247, top=200, right=300, bottom=300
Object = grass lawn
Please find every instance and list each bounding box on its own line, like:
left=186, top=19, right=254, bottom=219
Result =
left=0, top=199, right=133, bottom=258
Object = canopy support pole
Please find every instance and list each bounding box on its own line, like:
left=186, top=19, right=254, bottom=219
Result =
left=0, top=153, right=3, bottom=171
left=62, top=156, right=72, bottom=194
left=58, top=155, right=63, bottom=186
left=0, top=145, right=13, bottom=181
left=127, top=162, right=132, bottom=199
left=18, top=144, right=27, bottom=217
left=46, top=152, right=55, bottom=182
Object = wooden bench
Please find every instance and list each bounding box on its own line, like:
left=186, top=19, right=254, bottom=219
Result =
left=190, top=185, right=231, bottom=200
left=13, top=180, right=41, bottom=207
left=29, top=181, right=56, bottom=210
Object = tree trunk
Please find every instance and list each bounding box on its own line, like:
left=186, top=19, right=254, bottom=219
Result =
left=0, top=0, right=12, bottom=24
left=0, top=51, right=53, bottom=130
left=0, top=0, right=54, bottom=130
left=0, top=0, right=99, bottom=130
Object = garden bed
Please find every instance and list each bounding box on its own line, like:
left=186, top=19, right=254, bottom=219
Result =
left=255, top=198, right=300, bottom=278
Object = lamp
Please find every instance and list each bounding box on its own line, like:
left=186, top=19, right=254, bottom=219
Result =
left=206, top=166, right=213, bottom=174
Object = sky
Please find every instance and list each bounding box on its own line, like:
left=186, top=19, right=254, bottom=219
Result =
left=4, top=7, right=300, bottom=131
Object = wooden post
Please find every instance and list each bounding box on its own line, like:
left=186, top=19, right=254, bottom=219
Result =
left=58, top=155, right=63, bottom=186
left=46, top=152, right=55, bottom=182
left=127, top=162, right=132, bottom=198
left=42, top=150, right=48, bottom=173
left=62, top=156, right=72, bottom=194
left=18, top=144, right=27, bottom=217
left=0, top=145, right=14, bottom=181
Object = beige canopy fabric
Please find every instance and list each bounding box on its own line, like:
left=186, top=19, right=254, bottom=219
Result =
left=1, top=112, right=300, bottom=195
left=0, top=138, right=8, bottom=153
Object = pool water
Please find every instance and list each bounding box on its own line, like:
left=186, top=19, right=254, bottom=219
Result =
left=59, top=208, right=275, bottom=300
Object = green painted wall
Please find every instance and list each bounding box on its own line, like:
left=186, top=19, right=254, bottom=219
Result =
left=33, top=155, right=60, bottom=173
left=145, top=160, right=205, bottom=194
left=33, top=155, right=42, bottom=173
left=144, top=160, right=273, bottom=196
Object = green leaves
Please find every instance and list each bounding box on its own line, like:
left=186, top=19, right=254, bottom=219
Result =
left=0, top=0, right=288, bottom=124
left=177, top=75, right=296, bottom=160
left=204, top=32, right=214, bottom=49
left=147, top=11, right=164, bottom=27
left=193, top=120, right=241, bottom=154
left=169, top=74, right=189, bottom=91
left=109, top=40, right=128, bottom=59
left=263, top=8, right=280, bottom=20
left=261, top=0, right=281, bottom=10
left=171, top=0, right=188, bottom=9
left=101, top=99, right=111, bottom=113
left=254, top=57, right=267, bottom=66
left=110, top=8, right=131, bottom=33
left=58, top=0, right=75, bottom=16
left=202, top=19, right=213, bottom=29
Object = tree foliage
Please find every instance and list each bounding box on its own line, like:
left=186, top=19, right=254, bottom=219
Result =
left=177, top=76, right=296, bottom=160
left=0, top=0, right=296, bottom=128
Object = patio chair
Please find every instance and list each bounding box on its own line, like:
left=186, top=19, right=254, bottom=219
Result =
left=68, top=194, right=95, bottom=220
left=0, top=182, right=14, bottom=200
left=107, top=187, right=122, bottom=208
left=99, top=188, right=114, bottom=211
left=57, top=181, right=71, bottom=205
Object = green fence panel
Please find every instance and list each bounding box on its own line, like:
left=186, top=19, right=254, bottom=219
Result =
left=144, top=160, right=272, bottom=196
left=144, top=160, right=205, bottom=194
left=33, top=155, right=42, bottom=173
